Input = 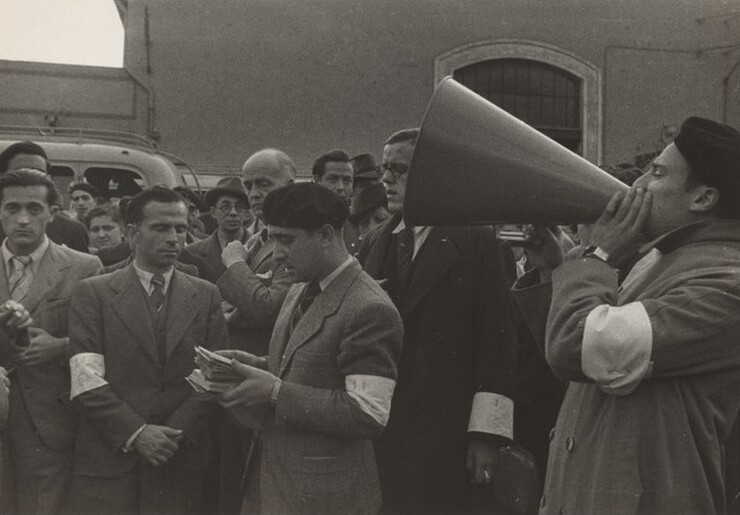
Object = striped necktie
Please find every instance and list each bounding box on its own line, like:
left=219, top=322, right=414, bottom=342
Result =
left=150, top=273, right=166, bottom=313
left=9, top=255, right=32, bottom=302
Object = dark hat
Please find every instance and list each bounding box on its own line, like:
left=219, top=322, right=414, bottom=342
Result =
left=263, top=182, right=349, bottom=230
left=349, top=182, right=388, bottom=224
left=674, top=117, right=740, bottom=196
left=352, top=153, right=381, bottom=180
left=203, top=176, right=249, bottom=208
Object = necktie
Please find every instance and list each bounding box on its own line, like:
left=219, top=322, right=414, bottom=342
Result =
left=292, top=281, right=320, bottom=331
left=150, top=273, right=165, bottom=313
left=396, top=226, right=414, bottom=294
left=9, top=255, right=32, bottom=303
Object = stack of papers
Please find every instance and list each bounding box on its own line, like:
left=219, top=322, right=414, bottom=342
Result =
left=186, top=346, right=243, bottom=393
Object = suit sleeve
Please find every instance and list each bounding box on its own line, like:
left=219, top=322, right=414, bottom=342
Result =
left=547, top=256, right=740, bottom=395
left=217, top=261, right=291, bottom=326
left=467, top=228, right=517, bottom=441
left=274, top=298, right=403, bottom=439
left=166, top=284, right=229, bottom=441
left=69, top=279, right=147, bottom=450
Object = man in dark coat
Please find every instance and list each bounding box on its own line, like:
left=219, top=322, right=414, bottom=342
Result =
left=358, top=129, right=517, bottom=515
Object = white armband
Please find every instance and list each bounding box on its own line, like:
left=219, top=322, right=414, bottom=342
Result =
left=345, top=374, right=396, bottom=426
left=467, top=392, right=514, bottom=440
left=69, top=352, right=108, bottom=399
left=582, top=302, right=653, bottom=395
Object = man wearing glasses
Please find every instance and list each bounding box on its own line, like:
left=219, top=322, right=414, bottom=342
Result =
left=358, top=129, right=517, bottom=515
left=186, top=177, right=250, bottom=284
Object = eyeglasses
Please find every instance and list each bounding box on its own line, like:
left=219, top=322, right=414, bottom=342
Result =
left=215, top=203, right=248, bottom=214
left=381, top=163, right=409, bottom=179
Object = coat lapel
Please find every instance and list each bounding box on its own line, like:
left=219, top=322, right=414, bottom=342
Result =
left=277, top=262, right=362, bottom=377
left=362, top=216, right=397, bottom=278
left=250, top=237, right=274, bottom=272
left=110, top=265, right=160, bottom=368
left=164, top=270, right=199, bottom=357
left=403, top=227, right=458, bottom=316
left=25, top=244, right=67, bottom=314
left=0, top=258, right=9, bottom=302
left=269, top=286, right=300, bottom=375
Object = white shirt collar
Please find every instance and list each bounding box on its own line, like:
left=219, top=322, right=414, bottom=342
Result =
left=2, top=235, right=50, bottom=277
left=133, top=261, right=174, bottom=294
left=391, top=219, right=432, bottom=260
left=318, top=255, right=355, bottom=291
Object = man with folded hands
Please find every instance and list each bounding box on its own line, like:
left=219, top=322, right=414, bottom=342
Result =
left=68, top=187, right=229, bottom=514
left=217, top=182, right=403, bottom=515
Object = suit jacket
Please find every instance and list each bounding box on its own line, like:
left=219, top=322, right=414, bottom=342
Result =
left=186, top=231, right=248, bottom=284
left=0, top=242, right=102, bottom=450
left=255, top=260, right=402, bottom=515
left=217, top=230, right=293, bottom=356
left=358, top=218, right=517, bottom=513
left=69, top=265, right=229, bottom=480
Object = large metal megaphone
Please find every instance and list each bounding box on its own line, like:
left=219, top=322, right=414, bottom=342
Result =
left=404, top=77, right=627, bottom=226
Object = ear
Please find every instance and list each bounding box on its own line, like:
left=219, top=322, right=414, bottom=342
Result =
left=318, top=224, right=335, bottom=246
left=689, top=185, right=720, bottom=213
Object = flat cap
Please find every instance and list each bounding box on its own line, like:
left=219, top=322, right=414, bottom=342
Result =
left=674, top=117, right=740, bottom=196
left=263, top=182, right=348, bottom=230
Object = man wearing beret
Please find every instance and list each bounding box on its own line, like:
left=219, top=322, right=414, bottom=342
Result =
left=515, top=117, right=740, bottom=515
left=217, top=182, right=403, bottom=514
left=358, top=129, right=517, bottom=514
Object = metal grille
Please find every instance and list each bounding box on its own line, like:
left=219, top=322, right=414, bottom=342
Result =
left=454, top=59, right=582, bottom=153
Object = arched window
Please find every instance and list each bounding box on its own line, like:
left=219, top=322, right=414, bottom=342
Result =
left=436, top=40, right=602, bottom=163
left=454, top=59, right=582, bottom=153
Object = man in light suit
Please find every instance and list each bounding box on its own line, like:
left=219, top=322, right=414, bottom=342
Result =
left=0, top=169, right=102, bottom=514
left=218, top=183, right=403, bottom=515
left=68, top=187, right=229, bottom=514
left=358, top=129, right=518, bottom=515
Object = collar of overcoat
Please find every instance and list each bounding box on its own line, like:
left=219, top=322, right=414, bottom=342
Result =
left=272, top=260, right=362, bottom=377
left=0, top=242, right=71, bottom=315
left=108, top=264, right=201, bottom=371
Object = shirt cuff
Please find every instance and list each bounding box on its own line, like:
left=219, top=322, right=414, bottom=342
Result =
left=467, top=392, right=514, bottom=440
left=123, top=424, right=147, bottom=453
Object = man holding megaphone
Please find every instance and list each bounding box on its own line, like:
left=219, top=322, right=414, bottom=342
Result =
left=515, top=117, right=740, bottom=515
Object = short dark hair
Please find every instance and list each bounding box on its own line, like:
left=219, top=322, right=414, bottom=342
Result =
left=312, top=149, right=352, bottom=179
left=0, top=141, right=50, bottom=174
left=384, top=128, right=420, bottom=147
left=0, top=168, right=60, bottom=206
left=125, top=187, right=185, bottom=225
left=70, top=182, right=100, bottom=199
left=173, top=186, right=205, bottom=212
left=85, top=204, right=123, bottom=230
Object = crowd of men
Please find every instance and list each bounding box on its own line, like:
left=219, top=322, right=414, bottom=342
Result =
left=0, top=116, right=737, bottom=515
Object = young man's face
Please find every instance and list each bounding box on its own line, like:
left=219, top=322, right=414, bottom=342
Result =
left=268, top=225, right=325, bottom=283
left=71, top=189, right=96, bottom=220
left=381, top=141, right=414, bottom=215
left=633, top=143, right=707, bottom=239
left=129, top=201, right=188, bottom=273
left=0, top=185, right=52, bottom=255
left=315, top=161, right=354, bottom=205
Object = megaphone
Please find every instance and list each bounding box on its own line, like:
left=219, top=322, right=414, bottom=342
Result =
left=404, top=77, right=628, bottom=226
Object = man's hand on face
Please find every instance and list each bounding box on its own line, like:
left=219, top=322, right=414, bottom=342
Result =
left=218, top=360, right=278, bottom=409
left=222, top=240, right=249, bottom=269
left=133, top=425, right=184, bottom=466
left=585, top=187, right=652, bottom=265
left=22, top=327, right=66, bottom=366
left=521, top=226, right=569, bottom=283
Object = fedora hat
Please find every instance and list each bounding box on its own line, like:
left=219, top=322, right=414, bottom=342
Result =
left=349, top=182, right=388, bottom=224
left=352, top=153, right=381, bottom=180
left=204, top=176, right=249, bottom=208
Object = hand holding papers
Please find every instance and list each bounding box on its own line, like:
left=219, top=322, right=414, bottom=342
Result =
left=185, top=346, right=243, bottom=393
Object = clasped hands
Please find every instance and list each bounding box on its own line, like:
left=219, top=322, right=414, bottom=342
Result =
left=215, top=349, right=277, bottom=409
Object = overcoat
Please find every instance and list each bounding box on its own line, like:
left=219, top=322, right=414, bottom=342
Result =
left=539, top=220, right=740, bottom=515
left=359, top=218, right=517, bottom=514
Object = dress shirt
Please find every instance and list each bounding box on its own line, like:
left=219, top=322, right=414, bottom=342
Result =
left=2, top=235, right=50, bottom=281
left=392, top=220, right=431, bottom=260
left=133, top=261, right=174, bottom=295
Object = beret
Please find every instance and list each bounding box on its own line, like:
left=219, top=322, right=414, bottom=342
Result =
left=263, top=182, right=349, bottom=230
left=674, top=117, right=740, bottom=195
